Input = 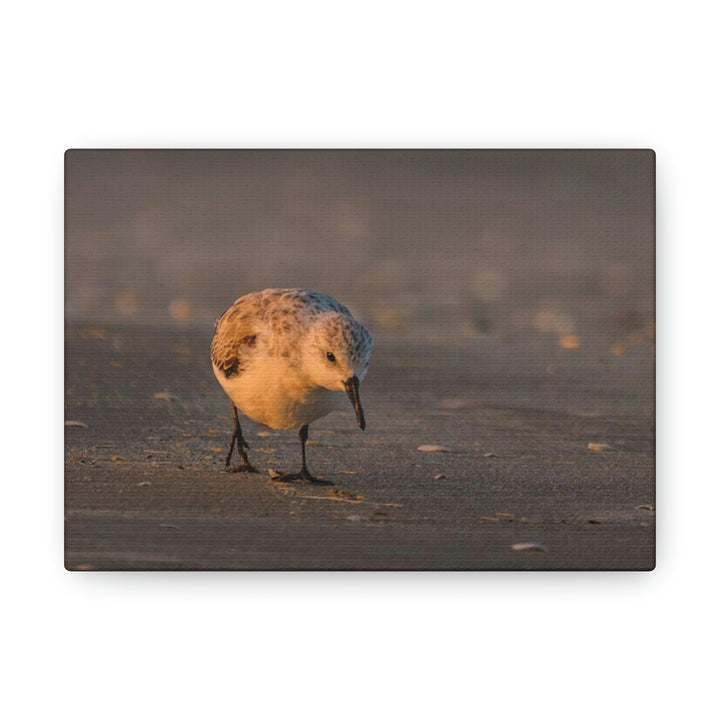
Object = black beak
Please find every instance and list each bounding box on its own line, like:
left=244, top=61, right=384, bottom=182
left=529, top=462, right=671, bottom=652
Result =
left=343, top=376, right=366, bottom=430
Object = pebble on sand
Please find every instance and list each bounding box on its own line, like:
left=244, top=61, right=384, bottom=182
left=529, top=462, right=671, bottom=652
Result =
left=346, top=514, right=367, bottom=522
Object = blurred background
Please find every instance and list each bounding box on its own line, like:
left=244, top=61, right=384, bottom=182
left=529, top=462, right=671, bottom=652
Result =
left=65, top=149, right=654, bottom=348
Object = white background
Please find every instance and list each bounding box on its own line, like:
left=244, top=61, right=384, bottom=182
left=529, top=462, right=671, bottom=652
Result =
left=2, top=1, right=715, bottom=717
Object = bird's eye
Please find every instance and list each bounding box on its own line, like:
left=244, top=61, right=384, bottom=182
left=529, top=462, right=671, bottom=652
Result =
left=326, top=352, right=336, bottom=363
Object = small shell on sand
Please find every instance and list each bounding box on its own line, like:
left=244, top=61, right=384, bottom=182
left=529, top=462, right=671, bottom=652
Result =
left=511, top=542, right=547, bottom=552
left=153, top=392, right=177, bottom=403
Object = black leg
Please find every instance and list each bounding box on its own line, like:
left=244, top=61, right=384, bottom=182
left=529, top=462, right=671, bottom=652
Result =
left=299, top=424, right=310, bottom=476
left=276, top=424, right=333, bottom=485
left=225, top=404, right=258, bottom=473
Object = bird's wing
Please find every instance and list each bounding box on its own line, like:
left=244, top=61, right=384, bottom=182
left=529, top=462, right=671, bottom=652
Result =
left=211, top=305, right=258, bottom=379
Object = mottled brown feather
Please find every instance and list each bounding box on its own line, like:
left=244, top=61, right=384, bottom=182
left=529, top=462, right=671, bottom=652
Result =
left=211, top=307, right=258, bottom=379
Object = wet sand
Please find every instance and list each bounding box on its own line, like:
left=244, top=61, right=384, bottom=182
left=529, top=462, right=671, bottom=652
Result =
left=65, top=323, right=655, bottom=570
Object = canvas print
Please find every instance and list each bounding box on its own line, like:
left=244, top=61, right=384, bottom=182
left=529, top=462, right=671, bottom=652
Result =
left=64, top=149, right=655, bottom=570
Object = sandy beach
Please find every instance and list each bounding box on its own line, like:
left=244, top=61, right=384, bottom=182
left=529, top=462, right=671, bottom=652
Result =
left=65, top=322, right=654, bottom=570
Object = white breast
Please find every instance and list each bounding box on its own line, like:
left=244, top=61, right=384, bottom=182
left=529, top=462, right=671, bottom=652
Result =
left=212, top=359, right=343, bottom=430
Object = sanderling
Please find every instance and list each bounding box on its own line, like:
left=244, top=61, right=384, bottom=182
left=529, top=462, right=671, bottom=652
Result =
left=211, top=288, right=373, bottom=484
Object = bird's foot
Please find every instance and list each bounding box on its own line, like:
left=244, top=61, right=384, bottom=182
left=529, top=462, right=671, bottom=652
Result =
left=225, top=462, right=260, bottom=474
left=276, top=469, right=334, bottom=486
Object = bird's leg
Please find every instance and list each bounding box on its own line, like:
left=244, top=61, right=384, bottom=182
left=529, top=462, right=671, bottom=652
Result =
left=225, top=404, right=258, bottom=473
left=299, top=423, right=310, bottom=477
left=277, top=424, right=333, bottom=485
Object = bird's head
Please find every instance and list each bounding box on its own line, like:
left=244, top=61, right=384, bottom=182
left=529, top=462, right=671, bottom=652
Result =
left=303, top=312, right=373, bottom=429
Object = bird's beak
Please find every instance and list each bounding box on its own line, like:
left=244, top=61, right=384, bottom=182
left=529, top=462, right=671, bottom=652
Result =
left=343, top=376, right=366, bottom=430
